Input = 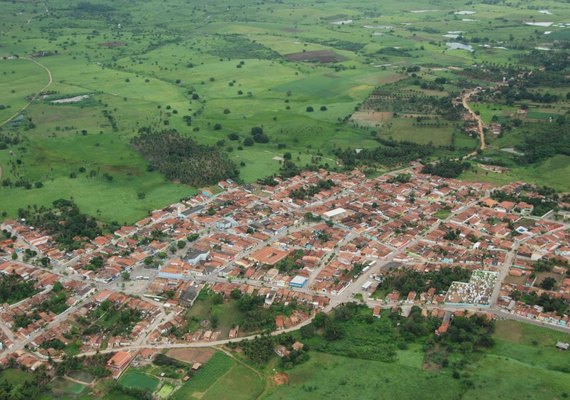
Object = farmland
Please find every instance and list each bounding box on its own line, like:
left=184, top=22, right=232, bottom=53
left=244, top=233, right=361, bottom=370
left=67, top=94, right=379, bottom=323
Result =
left=0, top=0, right=568, bottom=223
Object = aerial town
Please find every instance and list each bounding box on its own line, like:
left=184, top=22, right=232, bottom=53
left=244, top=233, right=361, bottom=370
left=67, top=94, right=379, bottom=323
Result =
left=0, top=164, right=568, bottom=379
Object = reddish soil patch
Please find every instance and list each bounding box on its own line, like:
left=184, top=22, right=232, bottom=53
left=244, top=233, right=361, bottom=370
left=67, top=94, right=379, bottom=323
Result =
left=272, top=372, right=289, bottom=385
left=167, top=348, right=215, bottom=364
left=285, top=50, right=347, bottom=63
left=99, top=41, right=126, bottom=48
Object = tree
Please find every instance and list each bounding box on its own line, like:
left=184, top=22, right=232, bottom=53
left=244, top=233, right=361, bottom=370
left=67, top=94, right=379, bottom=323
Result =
left=324, top=321, right=343, bottom=341
left=306, top=106, right=314, bottom=112
left=243, top=137, right=254, bottom=146
left=313, top=312, right=328, bottom=328
left=539, top=277, right=556, bottom=291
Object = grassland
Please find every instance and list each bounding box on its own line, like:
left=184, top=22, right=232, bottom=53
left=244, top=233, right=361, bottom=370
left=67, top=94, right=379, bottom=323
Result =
left=0, top=0, right=568, bottom=225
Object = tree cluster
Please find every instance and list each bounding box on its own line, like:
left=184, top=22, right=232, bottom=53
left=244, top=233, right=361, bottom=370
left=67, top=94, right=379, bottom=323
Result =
left=131, top=129, right=239, bottom=187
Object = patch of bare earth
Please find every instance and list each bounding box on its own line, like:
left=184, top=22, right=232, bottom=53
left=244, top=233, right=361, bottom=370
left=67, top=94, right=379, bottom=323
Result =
left=167, top=348, right=215, bottom=364
left=272, top=372, right=289, bottom=385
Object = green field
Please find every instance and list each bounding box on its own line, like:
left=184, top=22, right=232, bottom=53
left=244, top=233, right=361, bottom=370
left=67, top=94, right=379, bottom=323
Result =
left=171, top=351, right=264, bottom=400
left=118, top=370, right=160, bottom=392
left=0, top=0, right=568, bottom=223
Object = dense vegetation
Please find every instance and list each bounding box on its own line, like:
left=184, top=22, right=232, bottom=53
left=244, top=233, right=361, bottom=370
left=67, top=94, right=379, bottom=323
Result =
left=422, top=159, right=471, bottom=178
left=131, top=129, right=238, bottom=187
left=56, top=353, right=111, bottom=378
left=376, top=267, right=472, bottom=297
left=77, top=300, right=142, bottom=337
left=289, top=179, right=335, bottom=201
left=514, top=119, right=570, bottom=164
left=0, top=274, right=37, bottom=305
left=17, top=199, right=101, bottom=251
left=0, top=366, right=50, bottom=400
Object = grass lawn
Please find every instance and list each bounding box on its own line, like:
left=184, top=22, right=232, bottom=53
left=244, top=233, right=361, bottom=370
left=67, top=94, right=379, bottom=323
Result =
left=119, top=370, right=160, bottom=392
left=157, top=383, right=175, bottom=399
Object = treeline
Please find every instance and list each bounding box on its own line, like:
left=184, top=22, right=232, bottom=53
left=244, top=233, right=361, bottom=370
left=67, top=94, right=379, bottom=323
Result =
left=131, top=129, right=239, bottom=187
left=334, top=138, right=434, bottom=168
left=378, top=267, right=472, bottom=297
left=17, top=199, right=101, bottom=251
left=421, top=159, right=471, bottom=178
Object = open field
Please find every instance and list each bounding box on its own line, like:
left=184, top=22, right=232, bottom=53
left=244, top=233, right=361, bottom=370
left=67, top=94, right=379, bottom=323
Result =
left=167, top=348, right=215, bottom=365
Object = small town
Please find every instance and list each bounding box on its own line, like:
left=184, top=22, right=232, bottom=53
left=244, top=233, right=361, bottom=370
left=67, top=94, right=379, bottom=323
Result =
left=0, top=164, right=568, bottom=392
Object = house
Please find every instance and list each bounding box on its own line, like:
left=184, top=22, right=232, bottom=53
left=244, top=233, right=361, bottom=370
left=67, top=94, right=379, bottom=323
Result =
left=275, top=345, right=290, bottom=358
left=107, top=351, right=133, bottom=377
left=556, top=341, right=569, bottom=351
left=179, top=286, right=200, bottom=307
left=516, top=202, right=534, bottom=216
left=250, top=247, right=290, bottom=266
left=290, top=275, right=308, bottom=288
left=186, top=249, right=210, bottom=265
left=490, top=123, right=501, bottom=135
left=372, top=305, right=381, bottom=318
left=216, top=218, right=238, bottom=230
left=292, top=341, right=304, bottom=352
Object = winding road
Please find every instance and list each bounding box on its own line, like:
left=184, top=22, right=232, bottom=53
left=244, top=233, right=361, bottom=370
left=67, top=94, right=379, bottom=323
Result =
left=0, top=57, right=53, bottom=129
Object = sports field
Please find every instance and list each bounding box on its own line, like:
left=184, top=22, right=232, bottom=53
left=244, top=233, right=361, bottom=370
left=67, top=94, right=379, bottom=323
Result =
left=118, top=370, right=160, bottom=392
